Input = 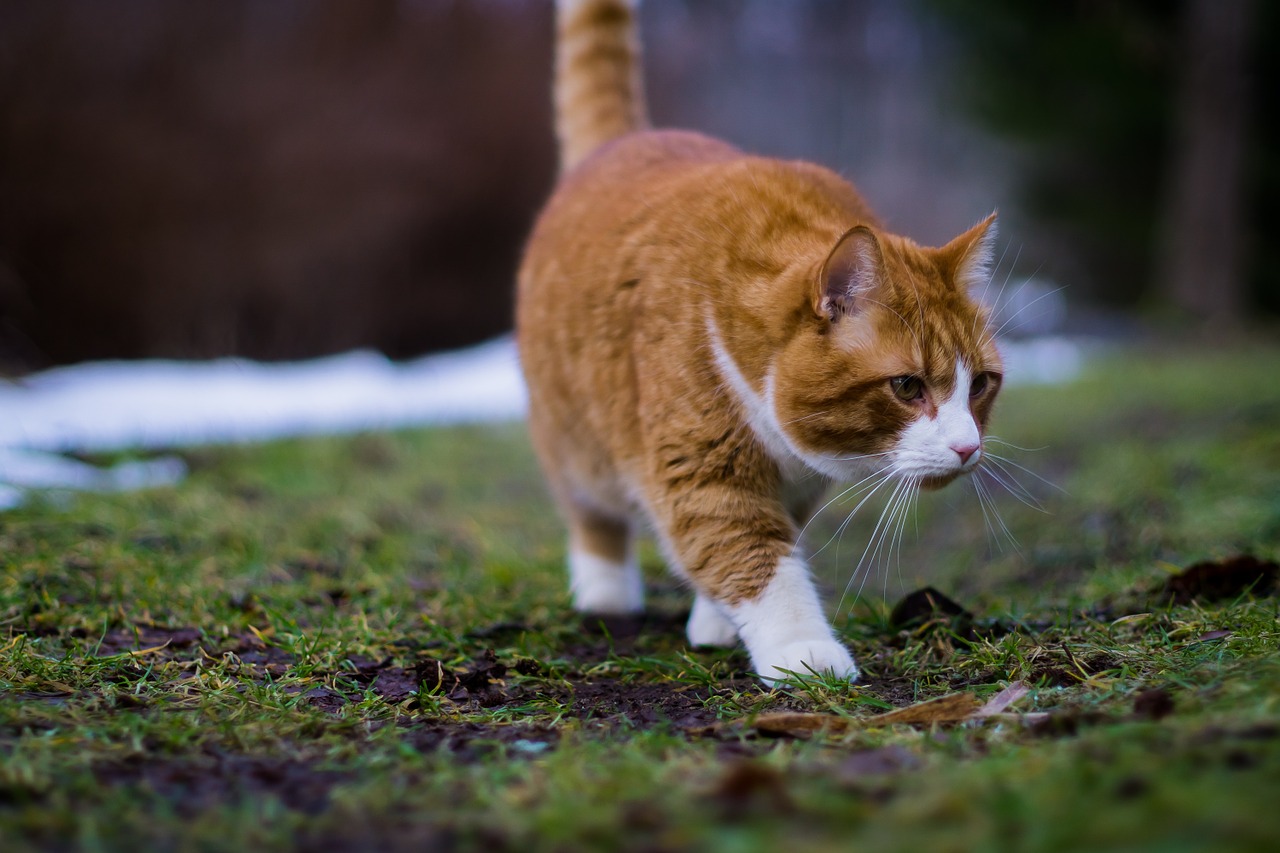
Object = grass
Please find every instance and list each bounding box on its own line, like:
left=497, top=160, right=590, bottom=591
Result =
left=2, top=340, right=1279, bottom=852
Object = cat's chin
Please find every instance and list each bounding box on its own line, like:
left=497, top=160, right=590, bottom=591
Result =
left=918, top=472, right=963, bottom=491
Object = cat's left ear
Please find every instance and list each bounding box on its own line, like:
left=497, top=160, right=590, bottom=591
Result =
left=817, top=226, right=884, bottom=321
left=943, top=212, right=999, bottom=295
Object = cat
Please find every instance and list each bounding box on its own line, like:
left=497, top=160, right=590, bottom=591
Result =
left=517, top=0, right=1003, bottom=684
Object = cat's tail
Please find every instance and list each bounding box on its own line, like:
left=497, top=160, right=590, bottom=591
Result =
left=554, top=0, right=649, bottom=172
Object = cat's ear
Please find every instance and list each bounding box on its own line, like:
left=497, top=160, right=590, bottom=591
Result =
left=944, top=212, right=999, bottom=295
left=818, top=226, right=883, bottom=321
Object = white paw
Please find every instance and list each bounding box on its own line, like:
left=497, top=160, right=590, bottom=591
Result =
left=752, top=640, right=859, bottom=686
left=686, top=594, right=739, bottom=648
left=569, top=550, right=644, bottom=615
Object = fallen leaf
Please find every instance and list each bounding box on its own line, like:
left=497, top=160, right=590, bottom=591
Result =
left=972, top=681, right=1029, bottom=718
left=752, top=711, right=854, bottom=737
left=747, top=685, right=1035, bottom=737
left=873, top=692, right=983, bottom=725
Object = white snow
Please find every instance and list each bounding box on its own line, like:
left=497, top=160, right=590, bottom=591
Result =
left=0, top=336, right=526, bottom=509
left=0, top=333, right=1082, bottom=510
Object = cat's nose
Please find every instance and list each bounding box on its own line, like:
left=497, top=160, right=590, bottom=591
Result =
left=950, top=442, right=980, bottom=465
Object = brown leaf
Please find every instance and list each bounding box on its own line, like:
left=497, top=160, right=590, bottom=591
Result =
left=748, top=686, right=1033, bottom=737
left=873, top=692, right=983, bottom=725
left=752, top=712, right=854, bottom=737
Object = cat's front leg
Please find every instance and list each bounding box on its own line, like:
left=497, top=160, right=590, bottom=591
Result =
left=725, top=555, right=859, bottom=685
left=665, top=510, right=858, bottom=683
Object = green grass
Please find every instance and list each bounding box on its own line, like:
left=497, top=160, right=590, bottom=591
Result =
left=2, top=340, right=1279, bottom=852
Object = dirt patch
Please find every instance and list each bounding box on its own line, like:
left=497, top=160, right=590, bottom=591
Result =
left=1133, top=688, right=1176, bottom=721
left=62, top=624, right=298, bottom=678
left=1159, top=555, right=1278, bottom=604
left=396, top=720, right=559, bottom=761
left=88, top=625, right=204, bottom=657
left=889, top=587, right=974, bottom=635
left=563, top=678, right=753, bottom=731
left=706, top=760, right=794, bottom=819
left=346, top=650, right=751, bottom=734
left=1030, top=649, right=1121, bottom=687
left=559, top=610, right=698, bottom=663
left=93, top=752, right=347, bottom=815
left=352, top=650, right=529, bottom=708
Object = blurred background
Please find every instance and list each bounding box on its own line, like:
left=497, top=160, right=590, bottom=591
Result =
left=1, top=0, right=1275, bottom=375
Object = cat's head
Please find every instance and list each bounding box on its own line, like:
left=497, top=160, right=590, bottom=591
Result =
left=770, top=215, right=1003, bottom=488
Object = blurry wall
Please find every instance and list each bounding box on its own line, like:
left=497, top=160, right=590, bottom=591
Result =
left=0, top=0, right=557, bottom=370
left=0, top=0, right=1011, bottom=372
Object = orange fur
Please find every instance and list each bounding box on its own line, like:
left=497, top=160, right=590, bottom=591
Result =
left=518, top=0, right=1003, bottom=680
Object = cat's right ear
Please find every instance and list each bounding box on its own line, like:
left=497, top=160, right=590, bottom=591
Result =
left=818, top=226, right=883, bottom=321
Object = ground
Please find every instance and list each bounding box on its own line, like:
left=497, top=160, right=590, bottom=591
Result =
left=2, top=340, right=1279, bottom=852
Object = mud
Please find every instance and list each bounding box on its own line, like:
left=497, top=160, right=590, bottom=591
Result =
left=92, top=752, right=347, bottom=816
left=888, top=586, right=974, bottom=634
left=1159, top=555, right=1278, bottom=604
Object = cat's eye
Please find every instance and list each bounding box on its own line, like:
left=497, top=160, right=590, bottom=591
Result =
left=890, top=375, right=924, bottom=402
left=970, top=373, right=989, bottom=397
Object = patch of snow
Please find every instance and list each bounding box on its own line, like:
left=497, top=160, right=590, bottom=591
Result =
left=0, top=337, right=526, bottom=454
left=0, top=449, right=186, bottom=511
left=0, top=336, right=526, bottom=508
left=998, top=336, right=1086, bottom=386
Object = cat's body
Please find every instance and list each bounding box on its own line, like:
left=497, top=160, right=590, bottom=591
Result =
left=518, top=0, right=1003, bottom=682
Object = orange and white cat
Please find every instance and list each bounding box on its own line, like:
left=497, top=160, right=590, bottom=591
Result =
left=518, top=0, right=1003, bottom=683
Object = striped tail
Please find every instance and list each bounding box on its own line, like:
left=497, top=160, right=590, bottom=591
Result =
left=554, top=0, right=649, bottom=172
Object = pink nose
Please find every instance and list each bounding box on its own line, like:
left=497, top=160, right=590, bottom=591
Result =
left=951, top=442, right=980, bottom=465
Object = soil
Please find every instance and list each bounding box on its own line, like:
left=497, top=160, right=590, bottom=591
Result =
left=1158, top=555, right=1278, bottom=604
left=92, top=752, right=347, bottom=816
left=888, top=586, right=974, bottom=634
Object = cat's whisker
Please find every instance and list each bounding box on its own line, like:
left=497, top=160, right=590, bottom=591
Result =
left=972, top=240, right=1017, bottom=341
left=884, top=478, right=917, bottom=603
left=974, top=244, right=1022, bottom=346
left=983, top=450, right=1067, bottom=495
left=816, top=449, right=895, bottom=463
left=816, top=470, right=897, bottom=558
left=780, top=410, right=833, bottom=426
left=973, top=474, right=1019, bottom=554
left=837, top=474, right=911, bottom=616
left=972, top=475, right=1001, bottom=550
left=794, top=466, right=895, bottom=557
left=984, top=435, right=1048, bottom=453
left=989, top=277, right=1062, bottom=342
left=857, top=296, right=924, bottom=352
left=975, top=471, right=1023, bottom=553
left=980, top=460, right=1047, bottom=514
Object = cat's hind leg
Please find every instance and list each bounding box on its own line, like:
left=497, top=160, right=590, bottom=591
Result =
left=686, top=593, right=738, bottom=647
left=567, top=510, right=644, bottom=615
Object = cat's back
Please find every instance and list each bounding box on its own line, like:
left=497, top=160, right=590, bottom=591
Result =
left=526, top=129, right=741, bottom=250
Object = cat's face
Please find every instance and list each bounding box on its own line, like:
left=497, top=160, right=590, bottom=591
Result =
left=770, top=218, right=1002, bottom=488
